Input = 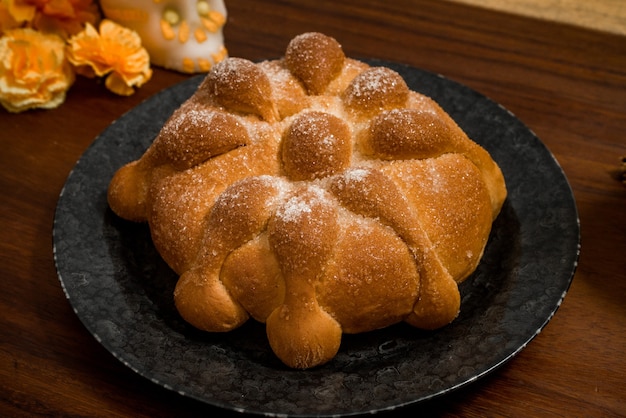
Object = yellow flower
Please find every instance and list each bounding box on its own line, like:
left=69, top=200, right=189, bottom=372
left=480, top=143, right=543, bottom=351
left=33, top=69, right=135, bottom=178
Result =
left=0, top=27, right=74, bottom=112
left=67, top=19, right=152, bottom=96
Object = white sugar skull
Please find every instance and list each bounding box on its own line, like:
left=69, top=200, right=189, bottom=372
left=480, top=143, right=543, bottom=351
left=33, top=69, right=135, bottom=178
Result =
left=99, top=0, right=228, bottom=73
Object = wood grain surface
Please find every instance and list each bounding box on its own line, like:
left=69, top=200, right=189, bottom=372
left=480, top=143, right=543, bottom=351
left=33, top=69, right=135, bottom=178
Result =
left=450, top=0, right=626, bottom=36
left=1, top=0, right=625, bottom=416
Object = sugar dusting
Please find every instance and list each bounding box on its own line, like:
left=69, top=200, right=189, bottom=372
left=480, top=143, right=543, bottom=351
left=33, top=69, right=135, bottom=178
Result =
left=116, top=33, right=505, bottom=365
left=343, top=167, right=371, bottom=183
left=277, top=194, right=313, bottom=223
left=349, top=67, right=391, bottom=97
left=275, top=184, right=332, bottom=224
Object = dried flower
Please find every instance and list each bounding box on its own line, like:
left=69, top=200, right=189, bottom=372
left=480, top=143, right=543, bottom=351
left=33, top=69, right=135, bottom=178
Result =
left=67, top=19, right=152, bottom=96
left=0, top=27, right=74, bottom=112
left=2, top=0, right=35, bottom=25
left=0, top=2, right=21, bottom=35
left=2, top=0, right=100, bottom=39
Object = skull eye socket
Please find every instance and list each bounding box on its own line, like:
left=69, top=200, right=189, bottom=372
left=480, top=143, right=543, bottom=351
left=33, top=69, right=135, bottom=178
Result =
left=163, top=7, right=180, bottom=26
left=197, top=0, right=211, bottom=17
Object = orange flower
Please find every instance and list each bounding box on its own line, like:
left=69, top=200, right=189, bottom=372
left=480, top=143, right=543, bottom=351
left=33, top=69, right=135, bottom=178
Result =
left=67, top=19, right=152, bottom=96
left=3, top=0, right=35, bottom=25
left=0, top=27, right=74, bottom=112
left=3, top=0, right=100, bottom=39
left=0, top=2, right=21, bottom=35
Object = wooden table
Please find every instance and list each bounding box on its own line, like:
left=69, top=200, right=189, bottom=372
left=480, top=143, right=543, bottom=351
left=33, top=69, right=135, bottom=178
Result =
left=450, top=0, right=626, bottom=36
left=1, top=0, right=625, bottom=416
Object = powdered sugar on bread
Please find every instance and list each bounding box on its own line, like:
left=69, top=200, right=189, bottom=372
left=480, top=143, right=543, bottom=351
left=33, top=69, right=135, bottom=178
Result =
left=107, top=32, right=507, bottom=369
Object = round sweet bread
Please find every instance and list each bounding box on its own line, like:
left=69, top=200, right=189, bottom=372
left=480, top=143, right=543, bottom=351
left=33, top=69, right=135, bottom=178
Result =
left=108, top=32, right=507, bottom=369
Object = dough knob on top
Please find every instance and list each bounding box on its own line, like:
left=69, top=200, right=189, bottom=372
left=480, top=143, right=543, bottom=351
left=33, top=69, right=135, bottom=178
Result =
left=281, top=111, right=352, bottom=181
left=200, top=57, right=278, bottom=121
left=365, top=108, right=452, bottom=160
left=285, top=32, right=346, bottom=95
left=342, top=66, right=410, bottom=114
left=155, top=105, right=251, bottom=170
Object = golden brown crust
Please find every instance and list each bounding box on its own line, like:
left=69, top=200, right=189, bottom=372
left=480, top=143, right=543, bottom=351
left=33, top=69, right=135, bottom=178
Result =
left=285, top=32, right=345, bottom=95
left=107, top=32, right=507, bottom=369
left=265, top=186, right=343, bottom=368
left=221, top=233, right=284, bottom=322
left=318, top=216, right=419, bottom=333
left=174, top=176, right=283, bottom=331
left=281, top=111, right=352, bottom=180
left=107, top=160, right=151, bottom=222
left=200, top=57, right=278, bottom=121
left=155, top=103, right=251, bottom=170
left=364, top=108, right=453, bottom=159
left=382, top=155, right=493, bottom=283
left=342, top=66, right=410, bottom=115
left=257, top=60, right=309, bottom=119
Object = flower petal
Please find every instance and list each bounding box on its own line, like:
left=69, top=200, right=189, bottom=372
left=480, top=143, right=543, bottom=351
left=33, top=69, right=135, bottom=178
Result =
left=67, top=19, right=151, bottom=95
left=0, top=28, right=74, bottom=112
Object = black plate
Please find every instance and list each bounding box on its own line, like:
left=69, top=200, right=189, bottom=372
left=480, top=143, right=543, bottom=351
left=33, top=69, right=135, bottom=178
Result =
left=53, top=60, right=580, bottom=416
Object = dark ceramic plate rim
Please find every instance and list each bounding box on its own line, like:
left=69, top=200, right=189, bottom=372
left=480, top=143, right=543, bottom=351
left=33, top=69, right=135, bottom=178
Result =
left=53, top=59, right=580, bottom=417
